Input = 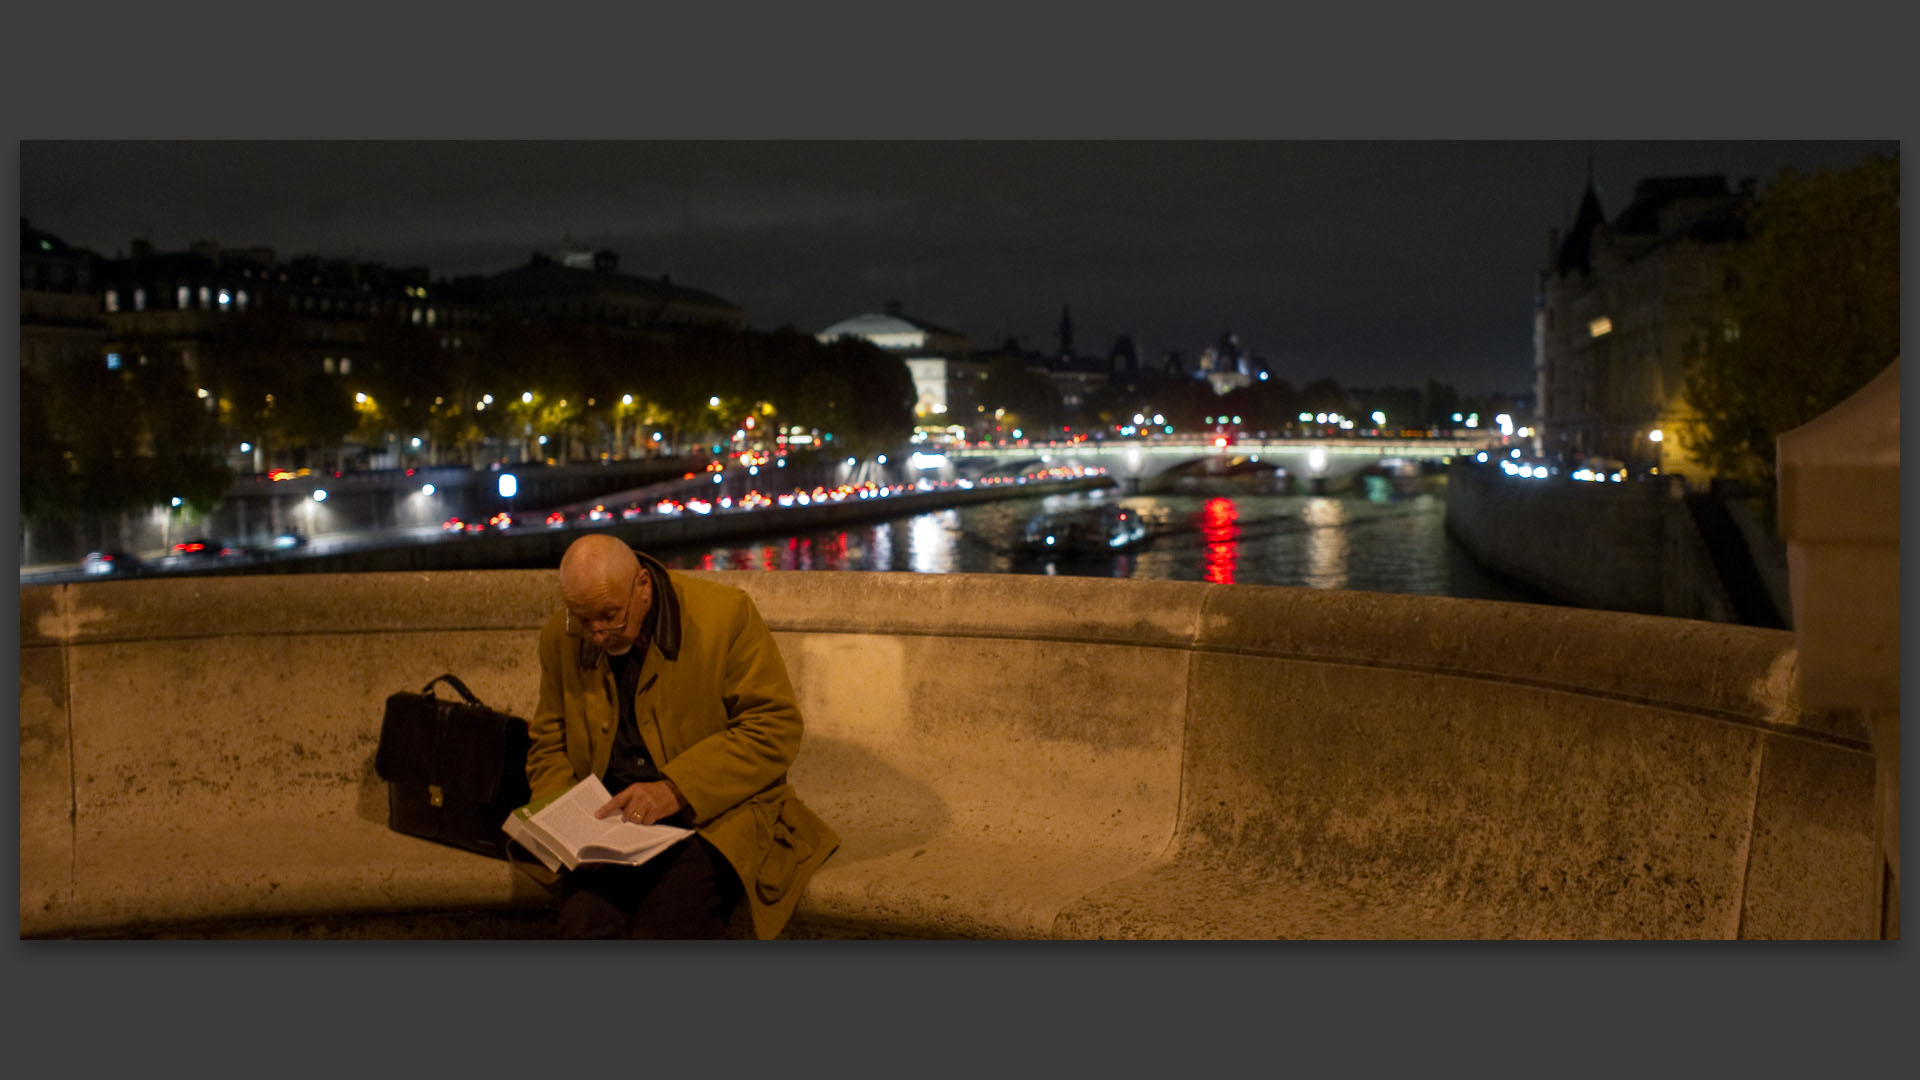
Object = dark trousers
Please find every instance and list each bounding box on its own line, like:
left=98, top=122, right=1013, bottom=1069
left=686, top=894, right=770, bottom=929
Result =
left=556, top=835, right=743, bottom=940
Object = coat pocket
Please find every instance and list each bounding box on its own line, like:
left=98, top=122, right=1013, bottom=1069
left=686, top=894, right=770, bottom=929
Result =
left=754, top=797, right=816, bottom=905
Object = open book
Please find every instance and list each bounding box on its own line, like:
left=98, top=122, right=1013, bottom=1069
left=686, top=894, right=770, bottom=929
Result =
left=502, top=774, right=693, bottom=873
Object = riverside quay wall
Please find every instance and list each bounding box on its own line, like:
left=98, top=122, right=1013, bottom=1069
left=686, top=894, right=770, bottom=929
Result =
left=195, top=475, right=1111, bottom=575
left=1443, top=460, right=1789, bottom=626
left=20, top=570, right=1876, bottom=939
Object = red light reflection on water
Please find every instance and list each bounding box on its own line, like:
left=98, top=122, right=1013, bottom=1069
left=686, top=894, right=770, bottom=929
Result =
left=1202, top=497, right=1239, bottom=584
left=669, top=529, right=866, bottom=573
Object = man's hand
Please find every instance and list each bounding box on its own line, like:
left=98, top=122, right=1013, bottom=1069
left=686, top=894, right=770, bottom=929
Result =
left=595, top=780, right=688, bottom=826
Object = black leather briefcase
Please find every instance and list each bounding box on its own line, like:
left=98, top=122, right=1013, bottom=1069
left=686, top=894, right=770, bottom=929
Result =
left=374, top=674, right=532, bottom=860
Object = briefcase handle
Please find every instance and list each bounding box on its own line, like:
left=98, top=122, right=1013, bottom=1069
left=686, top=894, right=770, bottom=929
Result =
left=420, top=673, right=485, bottom=706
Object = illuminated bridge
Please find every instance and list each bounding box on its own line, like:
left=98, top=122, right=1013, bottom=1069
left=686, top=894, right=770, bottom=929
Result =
left=933, top=434, right=1501, bottom=490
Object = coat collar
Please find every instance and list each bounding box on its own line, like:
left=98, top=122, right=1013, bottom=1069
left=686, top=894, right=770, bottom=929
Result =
left=574, top=549, right=681, bottom=670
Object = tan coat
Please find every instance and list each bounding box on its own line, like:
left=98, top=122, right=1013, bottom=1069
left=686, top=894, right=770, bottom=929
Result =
left=527, top=558, right=838, bottom=939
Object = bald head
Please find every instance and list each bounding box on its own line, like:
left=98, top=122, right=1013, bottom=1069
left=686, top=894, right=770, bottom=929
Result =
left=559, top=533, right=639, bottom=603
left=559, top=535, right=652, bottom=655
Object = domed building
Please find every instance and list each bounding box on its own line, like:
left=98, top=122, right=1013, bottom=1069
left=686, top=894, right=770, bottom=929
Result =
left=817, top=300, right=982, bottom=424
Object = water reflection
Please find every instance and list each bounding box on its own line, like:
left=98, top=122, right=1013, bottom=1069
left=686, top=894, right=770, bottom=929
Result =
left=910, top=510, right=958, bottom=574
left=653, top=482, right=1555, bottom=604
left=1301, top=497, right=1350, bottom=590
left=1201, top=497, right=1238, bottom=585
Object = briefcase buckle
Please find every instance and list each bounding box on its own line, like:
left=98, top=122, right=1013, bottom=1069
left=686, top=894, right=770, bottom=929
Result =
left=429, top=784, right=444, bottom=808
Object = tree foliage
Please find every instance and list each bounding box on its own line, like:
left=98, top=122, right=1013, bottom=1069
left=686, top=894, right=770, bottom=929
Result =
left=200, top=311, right=357, bottom=469
left=978, top=355, right=1063, bottom=436
left=1681, top=153, right=1900, bottom=490
left=25, top=350, right=232, bottom=528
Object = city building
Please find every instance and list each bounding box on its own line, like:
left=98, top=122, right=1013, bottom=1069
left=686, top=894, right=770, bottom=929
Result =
left=817, top=301, right=979, bottom=424
left=20, top=219, right=107, bottom=380
left=89, top=237, right=491, bottom=472
left=484, top=247, right=743, bottom=334
left=1194, top=329, right=1272, bottom=396
left=1042, top=305, right=1117, bottom=419
left=1535, top=174, right=1750, bottom=475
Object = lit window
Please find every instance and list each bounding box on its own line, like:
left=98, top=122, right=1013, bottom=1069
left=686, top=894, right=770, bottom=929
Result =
left=323, top=357, right=336, bottom=374
left=106, top=353, right=122, bottom=371
left=105, top=290, right=120, bottom=312
left=339, top=358, right=352, bottom=375
left=1588, top=317, right=1612, bottom=338
left=1721, top=318, right=1741, bottom=344
left=426, top=308, right=437, bottom=326
left=200, top=286, right=211, bottom=307
left=411, top=308, right=422, bottom=325
left=178, top=286, right=191, bottom=309
left=133, top=288, right=146, bottom=311
left=236, top=290, right=248, bottom=311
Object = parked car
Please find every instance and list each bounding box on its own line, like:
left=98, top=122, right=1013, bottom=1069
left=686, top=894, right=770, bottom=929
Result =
left=272, top=531, right=309, bottom=549
left=81, top=551, right=142, bottom=576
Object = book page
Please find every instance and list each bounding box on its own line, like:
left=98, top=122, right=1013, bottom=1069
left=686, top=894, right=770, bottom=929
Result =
left=502, top=811, right=566, bottom=873
left=527, top=776, right=692, bottom=862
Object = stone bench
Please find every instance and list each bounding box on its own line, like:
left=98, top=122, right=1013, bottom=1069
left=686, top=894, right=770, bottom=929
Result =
left=18, top=570, right=1877, bottom=939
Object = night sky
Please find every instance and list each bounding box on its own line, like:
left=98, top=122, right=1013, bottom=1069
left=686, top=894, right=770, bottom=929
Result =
left=19, top=140, right=1893, bottom=395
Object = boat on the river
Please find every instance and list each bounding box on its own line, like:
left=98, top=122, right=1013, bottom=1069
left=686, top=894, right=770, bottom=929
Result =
left=1019, top=504, right=1149, bottom=558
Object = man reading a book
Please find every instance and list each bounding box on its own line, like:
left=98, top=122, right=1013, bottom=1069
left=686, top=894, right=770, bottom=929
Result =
left=524, top=533, right=838, bottom=938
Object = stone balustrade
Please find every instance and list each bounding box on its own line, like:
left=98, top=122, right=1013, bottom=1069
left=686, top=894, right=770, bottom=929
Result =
left=19, top=569, right=1876, bottom=938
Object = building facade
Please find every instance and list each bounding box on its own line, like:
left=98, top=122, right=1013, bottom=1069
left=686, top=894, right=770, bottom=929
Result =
left=817, top=301, right=977, bottom=425
left=484, top=248, right=743, bottom=334
left=1535, top=175, right=1750, bottom=476
left=20, top=219, right=107, bottom=382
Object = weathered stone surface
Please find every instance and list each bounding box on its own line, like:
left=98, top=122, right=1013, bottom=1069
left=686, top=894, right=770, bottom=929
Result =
left=1134, top=667, right=1765, bottom=938
left=784, top=631, right=1187, bottom=938
left=1737, top=733, right=1877, bottom=938
left=20, top=643, right=73, bottom=926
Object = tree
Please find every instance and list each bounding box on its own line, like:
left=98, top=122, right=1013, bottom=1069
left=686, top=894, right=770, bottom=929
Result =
left=19, top=366, right=70, bottom=522
left=30, top=348, right=231, bottom=546
left=1681, top=153, right=1899, bottom=492
left=358, top=318, right=448, bottom=457
left=978, top=354, right=1062, bottom=437
left=1299, top=376, right=1350, bottom=417
left=1422, top=380, right=1461, bottom=428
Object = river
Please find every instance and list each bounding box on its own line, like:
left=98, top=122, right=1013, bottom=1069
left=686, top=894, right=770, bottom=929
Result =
left=647, top=476, right=1551, bottom=604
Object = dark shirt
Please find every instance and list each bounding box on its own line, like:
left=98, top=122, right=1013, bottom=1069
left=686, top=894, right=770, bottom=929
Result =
left=602, top=564, right=669, bottom=795
left=603, top=644, right=664, bottom=792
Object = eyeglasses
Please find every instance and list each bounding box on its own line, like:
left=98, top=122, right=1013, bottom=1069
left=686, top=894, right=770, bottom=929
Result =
left=564, top=568, right=645, bottom=640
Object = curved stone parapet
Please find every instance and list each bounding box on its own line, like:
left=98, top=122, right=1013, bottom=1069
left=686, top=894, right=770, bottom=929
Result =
left=18, top=571, right=1876, bottom=938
